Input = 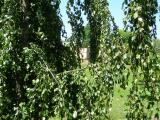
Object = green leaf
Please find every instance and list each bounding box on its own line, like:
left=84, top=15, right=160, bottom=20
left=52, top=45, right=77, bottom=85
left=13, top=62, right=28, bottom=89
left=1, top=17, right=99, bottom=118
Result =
left=133, top=12, right=138, bottom=19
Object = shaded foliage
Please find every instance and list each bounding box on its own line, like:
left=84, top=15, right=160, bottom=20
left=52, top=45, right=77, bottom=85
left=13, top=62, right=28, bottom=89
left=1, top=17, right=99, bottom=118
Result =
left=123, top=0, right=160, bottom=119
left=0, top=0, right=159, bottom=120
left=154, top=39, right=160, bottom=53
left=118, top=29, right=132, bottom=43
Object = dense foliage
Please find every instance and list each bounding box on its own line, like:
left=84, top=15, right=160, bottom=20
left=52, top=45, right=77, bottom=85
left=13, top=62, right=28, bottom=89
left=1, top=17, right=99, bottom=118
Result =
left=154, top=39, right=160, bottom=53
left=123, top=0, right=160, bottom=119
left=0, top=0, right=159, bottom=119
left=118, top=29, right=132, bottom=43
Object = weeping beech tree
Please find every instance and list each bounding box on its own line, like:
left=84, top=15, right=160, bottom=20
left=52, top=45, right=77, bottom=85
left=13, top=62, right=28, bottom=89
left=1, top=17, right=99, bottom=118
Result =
left=123, top=0, right=160, bottom=119
left=0, top=0, right=74, bottom=119
left=0, top=0, right=159, bottom=119
left=83, top=0, right=103, bottom=63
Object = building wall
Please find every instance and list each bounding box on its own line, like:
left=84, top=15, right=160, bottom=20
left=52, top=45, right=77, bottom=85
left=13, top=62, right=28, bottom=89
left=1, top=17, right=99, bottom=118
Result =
left=80, top=48, right=90, bottom=60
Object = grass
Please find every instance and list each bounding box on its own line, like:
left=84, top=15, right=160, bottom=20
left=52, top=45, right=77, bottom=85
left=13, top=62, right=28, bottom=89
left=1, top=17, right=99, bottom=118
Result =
left=49, top=85, right=130, bottom=120
left=50, top=55, right=160, bottom=120
left=109, top=73, right=133, bottom=120
left=109, top=85, right=129, bottom=120
left=50, top=67, right=132, bottom=120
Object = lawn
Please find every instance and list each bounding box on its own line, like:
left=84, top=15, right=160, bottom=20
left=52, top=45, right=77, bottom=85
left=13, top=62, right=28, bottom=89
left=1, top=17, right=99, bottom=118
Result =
left=50, top=55, right=160, bottom=120
left=50, top=66, right=132, bottom=120
left=109, top=85, right=129, bottom=120
left=49, top=84, right=130, bottom=120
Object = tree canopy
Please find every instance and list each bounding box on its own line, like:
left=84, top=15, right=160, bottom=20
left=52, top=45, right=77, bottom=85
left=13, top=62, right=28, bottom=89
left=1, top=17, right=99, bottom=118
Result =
left=0, top=0, right=160, bottom=119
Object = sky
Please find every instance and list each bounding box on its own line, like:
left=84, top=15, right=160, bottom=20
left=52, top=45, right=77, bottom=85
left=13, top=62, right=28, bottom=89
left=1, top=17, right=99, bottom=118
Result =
left=60, top=0, right=160, bottom=39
